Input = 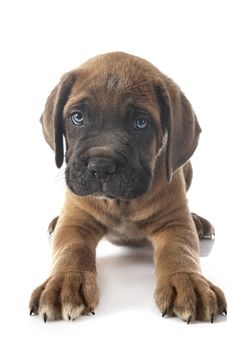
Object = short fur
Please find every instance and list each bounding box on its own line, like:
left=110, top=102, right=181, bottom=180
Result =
left=30, top=52, right=226, bottom=322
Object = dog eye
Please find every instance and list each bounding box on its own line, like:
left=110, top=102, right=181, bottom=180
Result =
left=134, top=117, right=149, bottom=130
left=70, top=112, right=85, bottom=126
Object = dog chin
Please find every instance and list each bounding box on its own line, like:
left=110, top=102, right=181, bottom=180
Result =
left=67, top=184, right=147, bottom=201
left=91, top=192, right=115, bottom=200
left=66, top=172, right=151, bottom=200
left=70, top=189, right=144, bottom=201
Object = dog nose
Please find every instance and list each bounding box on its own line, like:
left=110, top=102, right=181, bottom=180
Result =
left=87, top=157, right=117, bottom=180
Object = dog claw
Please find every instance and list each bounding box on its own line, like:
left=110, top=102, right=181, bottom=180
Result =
left=223, top=308, right=227, bottom=315
left=162, top=309, right=167, bottom=317
left=211, top=314, right=215, bottom=323
left=187, top=316, right=192, bottom=324
left=68, top=315, right=71, bottom=321
left=43, top=313, right=47, bottom=323
left=91, top=311, right=95, bottom=315
left=30, top=307, right=34, bottom=316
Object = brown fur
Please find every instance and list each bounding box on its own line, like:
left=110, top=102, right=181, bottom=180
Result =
left=30, top=52, right=226, bottom=323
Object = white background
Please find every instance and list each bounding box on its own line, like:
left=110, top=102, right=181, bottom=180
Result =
left=0, top=0, right=248, bottom=348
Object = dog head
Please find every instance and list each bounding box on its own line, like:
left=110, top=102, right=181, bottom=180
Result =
left=40, top=52, right=201, bottom=200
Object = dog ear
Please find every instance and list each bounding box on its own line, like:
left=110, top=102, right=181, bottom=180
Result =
left=40, top=72, right=75, bottom=168
left=156, top=79, right=201, bottom=182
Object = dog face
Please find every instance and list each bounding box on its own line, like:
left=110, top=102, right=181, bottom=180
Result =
left=62, top=59, right=166, bottom=200
left=64, top=91, right=161, bottom=199
left=41, top=52, right=201, bottom=200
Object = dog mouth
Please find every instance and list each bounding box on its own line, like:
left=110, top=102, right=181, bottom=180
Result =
left=65, top=162, right=151, bottom=200
left=81, top=182, right=116, bottom=199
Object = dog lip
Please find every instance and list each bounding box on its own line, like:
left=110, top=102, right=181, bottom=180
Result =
left=92, top=192, right=115, bottom=199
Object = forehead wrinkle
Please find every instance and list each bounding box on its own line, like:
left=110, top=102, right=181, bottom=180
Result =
left=65, top=67, right=160, bottom=122
left=98, top=83, right=158, bottom=118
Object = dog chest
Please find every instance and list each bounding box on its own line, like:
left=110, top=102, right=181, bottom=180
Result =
left=105, top=218, right=148, bottom=247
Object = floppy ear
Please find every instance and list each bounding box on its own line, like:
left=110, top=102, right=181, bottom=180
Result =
left=40, top=72, right=75, bottom=168
left=156, top=79, right=201, bottom=182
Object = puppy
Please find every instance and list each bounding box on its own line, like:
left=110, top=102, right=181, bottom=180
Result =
left=30, top=52, right=227, bottom=323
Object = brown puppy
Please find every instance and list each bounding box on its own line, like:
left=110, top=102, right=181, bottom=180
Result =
left=30, top=52, right=226, bottom=323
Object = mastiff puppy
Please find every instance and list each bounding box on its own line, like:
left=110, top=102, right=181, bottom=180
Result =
left=30, top=52, right=227, bottom=323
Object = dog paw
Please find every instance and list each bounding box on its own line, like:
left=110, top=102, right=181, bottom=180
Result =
left=29, top=271, right=98, bottom=321
left=155, top=272, right=227, bottom=323
left=191, top=213, right=215, bottom=239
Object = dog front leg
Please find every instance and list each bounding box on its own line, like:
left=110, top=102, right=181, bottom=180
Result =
left=148, top=212, right=227, bottom=323
left=29, top=197, right=105, bottom=321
